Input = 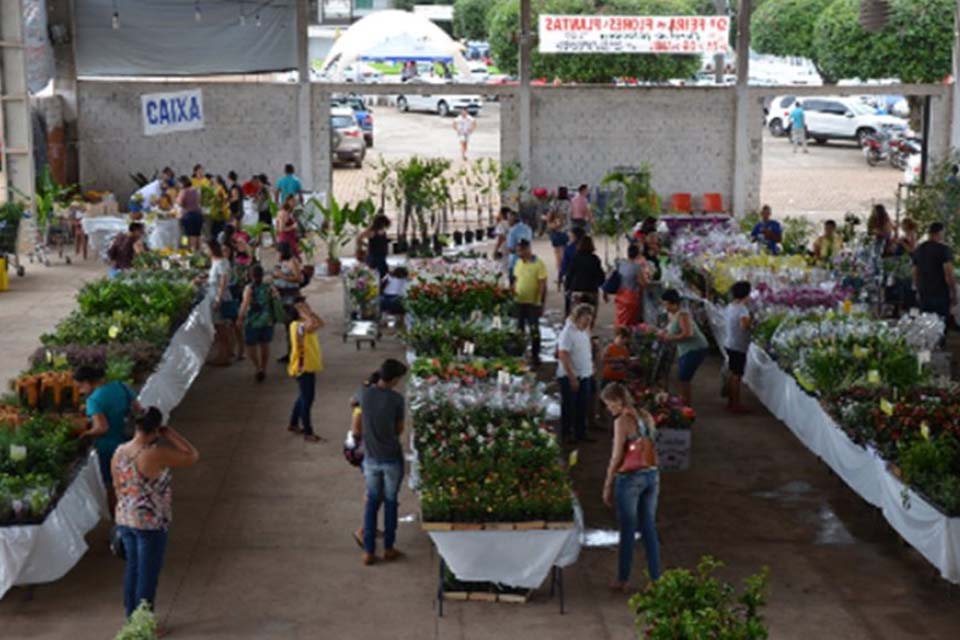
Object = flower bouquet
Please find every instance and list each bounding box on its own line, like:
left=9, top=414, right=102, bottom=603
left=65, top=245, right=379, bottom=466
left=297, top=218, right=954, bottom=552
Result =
left=343, top=264, right=380, bottom=320
left=406, top=276, right=513, bottom=320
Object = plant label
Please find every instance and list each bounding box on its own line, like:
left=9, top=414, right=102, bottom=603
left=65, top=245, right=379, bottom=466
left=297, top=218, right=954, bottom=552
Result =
left=492, top=316, right=502, bottom=329
left=879, top=398, right=894, bottom=417
left=497, top=370, right=511, bottom=386
left=918, top=350, right=931, bottom=365
left=463, top=341, right=475, bottom=356
left=867, top=369, right=881, bottom=385
left=10, top=445, right=27, bottom=462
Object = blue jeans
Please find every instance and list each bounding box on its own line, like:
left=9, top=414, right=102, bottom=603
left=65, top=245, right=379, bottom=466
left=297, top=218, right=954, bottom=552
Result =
left=362, top=458, right=404, bottom=554
left=559, top=376, right=594, bottom=440
left=677, top=348, right=707, bottom=383
left=118, top=526, right=168, bottom=618
left=289, top=373, right=316, bottom=435
left=615, top=469, right=661, bottom=583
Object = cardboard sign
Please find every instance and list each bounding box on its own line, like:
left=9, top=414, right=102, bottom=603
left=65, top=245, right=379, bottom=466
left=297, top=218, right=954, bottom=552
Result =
left=538, top=14, right=730, bottom=55
left=142, top=89, right=204, bottom=137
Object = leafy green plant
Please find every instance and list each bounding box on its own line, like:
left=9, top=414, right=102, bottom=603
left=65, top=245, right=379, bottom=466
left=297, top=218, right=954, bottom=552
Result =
left=308, top=195, right=375, bottom=264
left=600, top=166, right=660, bottom=239
left=34, top=165, right=76, bottom=231
left=898, top=436, right=960, bottom=516
left=114, top=601, right=158, bottom=640
left=752, top=0, right=834, bottom=81
left=41, top=310, right=170, bottom=348
left=780, top=216, right=815, bottom=255
left=78, top=277, right=197, bottom=321
left=629, top=556, right=769, bottom=640
left=739, top=210, right=762, bottom=235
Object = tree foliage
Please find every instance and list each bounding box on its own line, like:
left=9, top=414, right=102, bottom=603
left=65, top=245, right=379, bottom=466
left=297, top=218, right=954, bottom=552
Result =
left=488, top=0, right=704, bottom=83
left=748, top=0, right=952, bottom=84
left=751, top=0, right=833, bottom=79
left=453, top=0, right=491, bottom=41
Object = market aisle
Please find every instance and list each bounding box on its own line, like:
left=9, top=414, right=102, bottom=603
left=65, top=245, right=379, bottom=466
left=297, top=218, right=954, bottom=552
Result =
left=2, top=239, right=960, bottom=638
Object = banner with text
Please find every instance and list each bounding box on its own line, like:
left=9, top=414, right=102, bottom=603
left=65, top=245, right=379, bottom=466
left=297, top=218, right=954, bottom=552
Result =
left=538, top=15, right=730, bottom=55
left=141, top=90, right=205, bottom=137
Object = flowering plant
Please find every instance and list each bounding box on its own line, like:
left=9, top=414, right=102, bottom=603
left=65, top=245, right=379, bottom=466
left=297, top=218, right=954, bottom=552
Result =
left=406, top=276, right=513, bottom=319
left=410, top=357, right=527, bottom=383
left=343, top=264, right=380, bottom=320
left=628, top=383, right=696, bottom=430
left=406, top=319, right=525, bottom=359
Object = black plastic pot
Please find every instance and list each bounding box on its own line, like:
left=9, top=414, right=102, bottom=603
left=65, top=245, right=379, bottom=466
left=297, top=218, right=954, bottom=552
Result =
left=453, top=231, right=464, bottom=245
left=476, top=228, right=486, bottom=241
left=487, top=225, right=496, bottom=237
left=432, top=237, right=443, bottom=255
left=409, top=238, right=421, bottom=253
left=464, top=230, right=475, bottom=243
left=395, top=238, right=408, bottom=254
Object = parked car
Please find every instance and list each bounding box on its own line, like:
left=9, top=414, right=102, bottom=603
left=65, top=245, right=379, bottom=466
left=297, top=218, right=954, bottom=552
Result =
left=331, top=94, right=374, bottom=147
left=330, top=107, right=365, bottom=168
left=469, top=63, right=491, bottom=84
left=769, top=95, right=908, bottom=146
left=396, top=77, right=483, bottom=117
left=765, top=95, right=797, bottom=137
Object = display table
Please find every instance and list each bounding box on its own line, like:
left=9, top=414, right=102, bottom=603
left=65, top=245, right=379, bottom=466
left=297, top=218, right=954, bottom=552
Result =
left=742, top=345, right=960, bottom=584
left=82, top=216, right=181, bottom=258
left=0, top=294, right=215, bottom=599
left=658, top=214, right=731, bottom=235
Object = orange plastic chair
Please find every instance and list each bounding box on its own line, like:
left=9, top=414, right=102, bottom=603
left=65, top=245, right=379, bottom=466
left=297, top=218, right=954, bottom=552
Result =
left=670, top=193, right=692, bottom=214
left=703, top=193, right=724, bottom=213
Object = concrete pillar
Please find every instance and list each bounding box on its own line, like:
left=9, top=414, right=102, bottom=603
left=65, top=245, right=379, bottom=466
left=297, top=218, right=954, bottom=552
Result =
left=48, top=0, right=78, bottom=184
left=731, top=0, right=752, bottom=217
left=296, top=0, right=316, bottom=193
left=518, top=0, right=533, bottom=189
left=951, top=0, right=960, bottom=152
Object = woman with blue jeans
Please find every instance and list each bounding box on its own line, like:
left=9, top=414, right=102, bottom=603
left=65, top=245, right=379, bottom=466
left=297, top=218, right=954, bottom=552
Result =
left=353, top=359, right=409, bottom=565
left=601, top=383, right=661, bottom=592
left=657, top=288, right=709, bottom=407
left=112, top=407, right=199, bottom=623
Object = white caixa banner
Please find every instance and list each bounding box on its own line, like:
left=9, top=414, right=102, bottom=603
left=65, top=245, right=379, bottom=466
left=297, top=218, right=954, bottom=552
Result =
left=538, top=14, right=731, bottom=55
left=141, top=89, right=205, bottom=137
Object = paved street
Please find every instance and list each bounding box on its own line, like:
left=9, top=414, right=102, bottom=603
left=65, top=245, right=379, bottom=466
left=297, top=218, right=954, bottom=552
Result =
left=335, top=102, right=904, bottom=226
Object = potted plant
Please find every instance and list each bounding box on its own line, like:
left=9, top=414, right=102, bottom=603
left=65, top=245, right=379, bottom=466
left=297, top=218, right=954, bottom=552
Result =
left=453, top=230, right=464, bottom=246
left=629, top=556, right=769, bottom=640
left=309, top=195, right=374, bottom=277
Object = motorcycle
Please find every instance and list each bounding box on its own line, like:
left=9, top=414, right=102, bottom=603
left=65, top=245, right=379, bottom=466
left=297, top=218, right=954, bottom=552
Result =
left=889, top=136, right=921, bottom=171
left=862, top=130, right=891, bottom=167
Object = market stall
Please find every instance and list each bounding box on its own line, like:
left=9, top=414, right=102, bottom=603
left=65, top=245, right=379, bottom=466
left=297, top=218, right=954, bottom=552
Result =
left=0, top=251, right=214, bottom=599
left=81, top=215, right=181, bottom=257
left=669, top=223, right=960, bottom=584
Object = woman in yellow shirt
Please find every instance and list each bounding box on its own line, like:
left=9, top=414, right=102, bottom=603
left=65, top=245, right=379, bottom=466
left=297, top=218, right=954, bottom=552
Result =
left=288, top=296, right=324, bottom=443
left=190, top=164, right=211, bottom=190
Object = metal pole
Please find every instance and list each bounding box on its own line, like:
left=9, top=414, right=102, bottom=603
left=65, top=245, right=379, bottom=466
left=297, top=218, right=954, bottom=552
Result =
left=518, top=0, right=533, bottom=190
left=731, top=0, right=752, bottom=217
left=713, top=0, right=729, bottom=84
left=922, top=95, right=932, bottom=185
left=296, top=0, right=316, bottom=193
left=950, top=0, right=960, bottom=150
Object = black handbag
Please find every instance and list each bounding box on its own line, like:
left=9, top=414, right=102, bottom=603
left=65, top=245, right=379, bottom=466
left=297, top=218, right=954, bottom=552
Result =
left=109, top=525, right=126, bottom=560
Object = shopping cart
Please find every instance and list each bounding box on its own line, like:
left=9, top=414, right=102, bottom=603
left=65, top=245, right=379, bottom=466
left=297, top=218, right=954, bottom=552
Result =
left=27, top=212, right=75, bottom=267
left=341, top=264, right=382, bottom=350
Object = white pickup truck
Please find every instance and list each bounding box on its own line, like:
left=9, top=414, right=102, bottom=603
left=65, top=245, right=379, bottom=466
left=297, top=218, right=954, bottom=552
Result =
left=395, top=77, right=483, bottom=117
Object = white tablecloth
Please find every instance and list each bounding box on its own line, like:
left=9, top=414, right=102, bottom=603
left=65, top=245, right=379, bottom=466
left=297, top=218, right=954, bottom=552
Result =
left=743, top=345, right=960, bottom=584
left=0, top=294, right=215, bottom=599
left=0, top=451, right=108, bottom=599
left=428, top=502, right=583, bottom=589
left=81, top=216, right=181, bottom=258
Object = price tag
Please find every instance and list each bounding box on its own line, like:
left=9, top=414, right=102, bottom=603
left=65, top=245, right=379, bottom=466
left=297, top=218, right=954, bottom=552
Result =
left=879, top=398, right=894, bottom=417
left=462, top=341, right=475, bottom=356
left=920, top=421, right=931, bottom=440
left=918, top=350, right=931, bottom=365
left=867, top=369, right=881, bottom=385
left=161, top=259, right=171, bottom=271
left=497, top=370, right=511, bottom=386
left=568, top=449, right=579, bottom=468
left=9, top=445, right=27, bottom=462
left=492, top=316, right=502, bottom=329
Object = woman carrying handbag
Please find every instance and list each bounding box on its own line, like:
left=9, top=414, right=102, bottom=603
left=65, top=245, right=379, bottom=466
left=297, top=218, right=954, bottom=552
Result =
left=601, top=382, right=661, bottom=592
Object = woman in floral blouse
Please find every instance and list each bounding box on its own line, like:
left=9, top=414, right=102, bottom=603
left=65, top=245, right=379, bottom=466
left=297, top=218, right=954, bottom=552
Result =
left=112, top=407, right=199, bottom=621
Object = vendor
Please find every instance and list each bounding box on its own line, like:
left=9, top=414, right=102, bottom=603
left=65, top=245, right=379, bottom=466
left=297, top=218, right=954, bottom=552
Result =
left=812, top=220, right=843, bottom=262
left=107, top=222, right=146, bottom=277
left=750, top=205, right=782, bottom=255
left=130, top=167, right=175, bottom=211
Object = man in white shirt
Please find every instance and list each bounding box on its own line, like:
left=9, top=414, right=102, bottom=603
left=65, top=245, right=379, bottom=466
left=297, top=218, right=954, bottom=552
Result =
left=557, top=304, right=596, bottom=444
left=453, top=108, right=476, bottom=161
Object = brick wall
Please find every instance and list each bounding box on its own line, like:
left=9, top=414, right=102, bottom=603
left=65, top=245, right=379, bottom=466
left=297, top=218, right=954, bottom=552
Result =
left=78, top=81, right=305, bottom=202
left=513, top=86, right=760, bottom=214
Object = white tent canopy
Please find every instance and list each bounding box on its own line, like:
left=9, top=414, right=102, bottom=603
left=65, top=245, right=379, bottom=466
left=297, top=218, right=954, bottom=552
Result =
left=321, top=10, right=469, bottom=79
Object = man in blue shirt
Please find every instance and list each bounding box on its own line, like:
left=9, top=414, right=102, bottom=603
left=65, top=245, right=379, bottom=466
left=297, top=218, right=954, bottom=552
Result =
left=505, top=208, right=533, bottom=284
left=751, top=205, right=782, bottom=255
left=789, top=102, right=808, bottom=154
left=275, top=164, right=303, bottom=205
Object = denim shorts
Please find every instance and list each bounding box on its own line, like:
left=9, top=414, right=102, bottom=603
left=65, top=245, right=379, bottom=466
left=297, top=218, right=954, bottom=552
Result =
left=726, top=349, right=746, bottom=376
left=244, top=325, right=274, bottom=346
left=677, top=348, right=707, bottom=382
left=549, top=230, right=569, bottom=248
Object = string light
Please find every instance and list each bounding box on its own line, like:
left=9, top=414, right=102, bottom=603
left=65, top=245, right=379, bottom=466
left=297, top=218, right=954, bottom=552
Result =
left=111, top=0, right=119, bottom=29
left=255, top=13, right=262, bottom=28
left=240, top=14, right=246, bottom=26
left=195, top=2, right=202, bottom=22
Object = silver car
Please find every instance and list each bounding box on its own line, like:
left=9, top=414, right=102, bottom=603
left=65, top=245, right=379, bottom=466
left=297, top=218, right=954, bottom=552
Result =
left=331, top=107, right=365, bottom=168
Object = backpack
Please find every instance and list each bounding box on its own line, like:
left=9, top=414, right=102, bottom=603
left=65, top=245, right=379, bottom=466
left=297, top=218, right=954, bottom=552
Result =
left=601, top=264, right=622, bottom=295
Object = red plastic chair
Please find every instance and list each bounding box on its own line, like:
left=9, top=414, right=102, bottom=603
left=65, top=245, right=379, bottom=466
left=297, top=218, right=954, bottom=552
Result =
left=702, top=193, right=724, bottom=213
left=670, top=193, right=692, bottom=214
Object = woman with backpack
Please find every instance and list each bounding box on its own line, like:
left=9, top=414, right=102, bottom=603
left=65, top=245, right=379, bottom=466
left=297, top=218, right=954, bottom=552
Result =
left=238, top=264, right=282, bottom=382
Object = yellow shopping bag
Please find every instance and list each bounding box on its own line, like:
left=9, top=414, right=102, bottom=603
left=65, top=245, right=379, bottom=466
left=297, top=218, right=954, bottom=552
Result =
left=0, top=257, right=8, bottom=291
